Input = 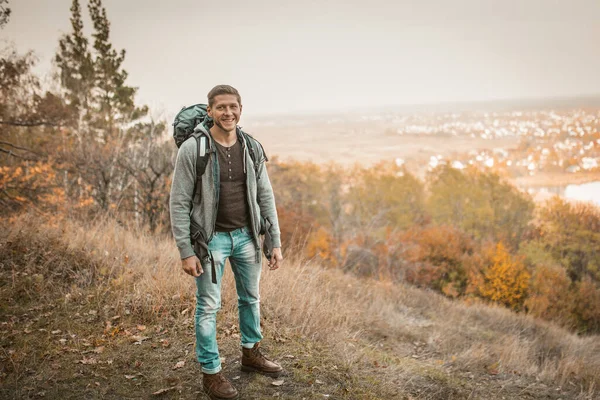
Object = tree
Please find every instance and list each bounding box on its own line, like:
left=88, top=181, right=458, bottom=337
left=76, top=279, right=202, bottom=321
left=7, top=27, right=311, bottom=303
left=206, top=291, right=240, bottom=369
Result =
left=538, top=197, right=600, bottom=283
left=427, top=166, right=534, bottom=249
left=1, top=48, right=70, bottom=131
left=270, top=160, right=346, bottom=253
left=478, top=242, right=530, bottom=310
left=0, top=44, right=69, bottom=211
left=55, top=0, right=154, bottom=214
left=87, top=0, right=147, bottom=142
left=572, top=278, right=600, bottom=334
left=55, top=0, right=94, bottom=130
left=427, top=165, right=491, bottom=236
left=477, top=170, right=534, bottom=249
left=119, top=120, right=173, bottom=232
left=402, top=225, right=478, bottom=298
left=0, top=0, right=10, bottom=29
left=525, top=263, right=575, bottom=329
left=348, top=161, right=427, bottom=230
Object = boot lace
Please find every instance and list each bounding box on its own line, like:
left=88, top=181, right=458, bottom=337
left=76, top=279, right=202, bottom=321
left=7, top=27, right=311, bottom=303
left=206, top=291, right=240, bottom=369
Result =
left=206, top=372, right=227, bottom=388
left=252, top=344, right=272, bottom=361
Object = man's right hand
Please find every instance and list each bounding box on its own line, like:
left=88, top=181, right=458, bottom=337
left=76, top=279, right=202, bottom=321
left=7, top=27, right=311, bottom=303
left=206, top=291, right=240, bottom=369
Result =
left=182, top=255, right=203, bottom=277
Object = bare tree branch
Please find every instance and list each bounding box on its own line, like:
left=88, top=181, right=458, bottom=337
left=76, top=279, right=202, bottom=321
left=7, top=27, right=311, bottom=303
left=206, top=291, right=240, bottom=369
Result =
left=0, top=120, right=60, bottom=127
left=0, top=140, right=42, bottom=155
left=0, top=147, right=37, bottom=160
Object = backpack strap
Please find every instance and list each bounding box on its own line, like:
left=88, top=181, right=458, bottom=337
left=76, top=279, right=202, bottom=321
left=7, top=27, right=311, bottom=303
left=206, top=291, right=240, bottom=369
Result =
left=192, top=133, right=214, bottom=205
left=241, top=130, right=267, bottom=179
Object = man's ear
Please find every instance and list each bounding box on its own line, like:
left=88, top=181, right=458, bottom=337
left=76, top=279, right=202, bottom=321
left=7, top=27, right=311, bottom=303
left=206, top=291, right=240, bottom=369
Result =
left=206, top=105, right=213, bottom=118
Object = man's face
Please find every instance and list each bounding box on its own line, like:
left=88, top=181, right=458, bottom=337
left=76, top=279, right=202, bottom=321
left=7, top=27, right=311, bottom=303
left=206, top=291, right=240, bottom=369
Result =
left=207, top=94, right=242, bottom=133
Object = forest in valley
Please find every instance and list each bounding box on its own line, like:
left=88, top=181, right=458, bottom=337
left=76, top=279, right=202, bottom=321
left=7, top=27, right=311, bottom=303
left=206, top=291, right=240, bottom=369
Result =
left=2, top=0, right=599, bottom=339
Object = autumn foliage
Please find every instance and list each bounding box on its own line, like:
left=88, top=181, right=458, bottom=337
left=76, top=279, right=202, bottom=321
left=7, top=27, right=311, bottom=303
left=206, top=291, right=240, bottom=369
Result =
left=1, top=0, right=599, bottom=335
left=269, top=160, right=600, bottom=333
left=477, top=242, right=530, bottom=310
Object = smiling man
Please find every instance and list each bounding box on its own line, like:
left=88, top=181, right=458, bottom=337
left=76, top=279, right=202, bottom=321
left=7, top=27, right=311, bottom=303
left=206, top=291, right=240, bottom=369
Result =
left=169, top=85, right=284, bottom=399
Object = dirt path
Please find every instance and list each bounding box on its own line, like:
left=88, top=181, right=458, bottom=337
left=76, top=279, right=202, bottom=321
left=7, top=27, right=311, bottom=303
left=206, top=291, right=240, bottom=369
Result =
left=1, top=292, right=588, bottom=399
left=1, top=219, right=594, bottom=400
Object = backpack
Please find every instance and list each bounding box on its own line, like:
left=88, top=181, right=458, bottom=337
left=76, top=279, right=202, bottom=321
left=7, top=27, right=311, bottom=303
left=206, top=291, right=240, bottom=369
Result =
left=172, top=103, right=265, bottom=205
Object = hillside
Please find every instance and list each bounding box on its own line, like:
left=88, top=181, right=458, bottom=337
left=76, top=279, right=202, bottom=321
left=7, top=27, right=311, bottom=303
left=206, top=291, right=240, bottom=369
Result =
left=1, top=213, right=598, bottom=400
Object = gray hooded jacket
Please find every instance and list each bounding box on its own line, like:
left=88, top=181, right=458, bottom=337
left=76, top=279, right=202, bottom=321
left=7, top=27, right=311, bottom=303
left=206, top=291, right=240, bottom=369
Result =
left=169, top=125, right=281, bottom=262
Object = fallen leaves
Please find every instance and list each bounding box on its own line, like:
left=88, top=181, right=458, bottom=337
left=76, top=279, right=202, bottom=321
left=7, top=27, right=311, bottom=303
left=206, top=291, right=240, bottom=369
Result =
left=486, top=361, right=500, bottom=375
left=76, top=357, right=97, bottom=365
left=172, top=360, right=185, bottom=370
left=131, top=335, right=150, bottom=345
left=274, top=336, right=287, bottom=344
left=124, top=373, right=144, bottom=380
left=82, top=346, right=105, bottom=355
left=152, top=386, right=176, bottom=396
left=222, top=324, right=240, bottom=339
left=271, top=379, right=284, bottom=386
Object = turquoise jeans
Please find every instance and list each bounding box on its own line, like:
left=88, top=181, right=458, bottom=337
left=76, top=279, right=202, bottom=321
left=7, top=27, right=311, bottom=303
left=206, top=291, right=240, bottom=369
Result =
left=194, top=226, right=263, bottom=374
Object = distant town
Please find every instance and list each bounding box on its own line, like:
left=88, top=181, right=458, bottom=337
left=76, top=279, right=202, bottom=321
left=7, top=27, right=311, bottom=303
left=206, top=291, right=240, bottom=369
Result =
left=248, top=102, right=600, bottom=204
left=385, top=109, right=600, bottom=178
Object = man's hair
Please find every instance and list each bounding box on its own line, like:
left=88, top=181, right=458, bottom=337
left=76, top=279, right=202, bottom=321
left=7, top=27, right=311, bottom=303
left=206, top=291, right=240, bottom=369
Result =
left=207, top=85, right=242, bottom=107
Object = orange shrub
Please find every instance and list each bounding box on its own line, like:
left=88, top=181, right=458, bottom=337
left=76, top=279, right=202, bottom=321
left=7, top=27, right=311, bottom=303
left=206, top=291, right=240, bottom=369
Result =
left=525, top=264, right=575, bottom=329
left=306, top=227, right=337, bottom=266
left=478, top=242, right=530, bottom=310
left=276, top=204, right=318, bottom=249
left=400, top=225, right=478, bottom=298
left=0, top=161, right=65, bottom=213
left=572, top=278, right=600, bottom=334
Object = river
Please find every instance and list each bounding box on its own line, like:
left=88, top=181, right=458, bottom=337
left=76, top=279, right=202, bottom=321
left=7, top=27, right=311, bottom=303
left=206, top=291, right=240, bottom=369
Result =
left=523, top=181, right=600, bottom=206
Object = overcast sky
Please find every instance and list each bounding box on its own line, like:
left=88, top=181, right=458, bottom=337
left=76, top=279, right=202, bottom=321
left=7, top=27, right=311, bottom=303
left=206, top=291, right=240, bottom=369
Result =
left=2, top=0, right=600, bottom=117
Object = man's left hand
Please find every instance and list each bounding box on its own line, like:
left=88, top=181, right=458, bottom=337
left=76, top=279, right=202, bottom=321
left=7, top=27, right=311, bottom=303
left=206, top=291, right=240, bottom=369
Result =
left=268, top=248, right=283, bottom=270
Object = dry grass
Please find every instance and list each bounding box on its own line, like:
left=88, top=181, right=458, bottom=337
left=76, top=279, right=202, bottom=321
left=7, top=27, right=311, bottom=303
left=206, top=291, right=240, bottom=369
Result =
left=1, top=212, right=599, bottom=399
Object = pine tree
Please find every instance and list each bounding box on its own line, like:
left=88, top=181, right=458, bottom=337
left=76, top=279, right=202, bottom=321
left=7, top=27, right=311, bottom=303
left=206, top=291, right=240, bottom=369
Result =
left=54, top=0, right=153, bottom=211
left=88, top=0, right=147, bottom=141
left=55, top=0, right=94, bottom=128
left=0, top=0, right=10, bottom=29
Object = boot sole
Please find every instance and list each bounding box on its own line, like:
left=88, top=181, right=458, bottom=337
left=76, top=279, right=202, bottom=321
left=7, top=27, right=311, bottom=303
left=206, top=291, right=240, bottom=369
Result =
left=204, top=389, right=239, bottom=400
left=241, top=364, right=283, bottom=378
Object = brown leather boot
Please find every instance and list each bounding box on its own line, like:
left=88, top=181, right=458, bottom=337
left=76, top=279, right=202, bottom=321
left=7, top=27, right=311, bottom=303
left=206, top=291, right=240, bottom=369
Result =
left=241, top=342, right=283, bottom=377
left=202, top=372, right=239, bottom=400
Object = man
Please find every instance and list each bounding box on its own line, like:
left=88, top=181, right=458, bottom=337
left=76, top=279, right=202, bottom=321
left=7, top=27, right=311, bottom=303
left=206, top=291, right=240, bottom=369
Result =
left=169, top=85, right=284, bottom=400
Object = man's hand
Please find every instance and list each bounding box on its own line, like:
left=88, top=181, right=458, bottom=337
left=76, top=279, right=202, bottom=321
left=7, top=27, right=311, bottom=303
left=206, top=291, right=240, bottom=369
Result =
left=182, top=255, right=203, bottom=277
left=268, top=248, right=283, bottom=271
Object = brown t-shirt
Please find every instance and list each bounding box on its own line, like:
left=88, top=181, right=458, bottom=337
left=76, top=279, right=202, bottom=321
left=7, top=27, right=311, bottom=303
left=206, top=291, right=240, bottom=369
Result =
left=214, top=139, right=249, bottom=232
